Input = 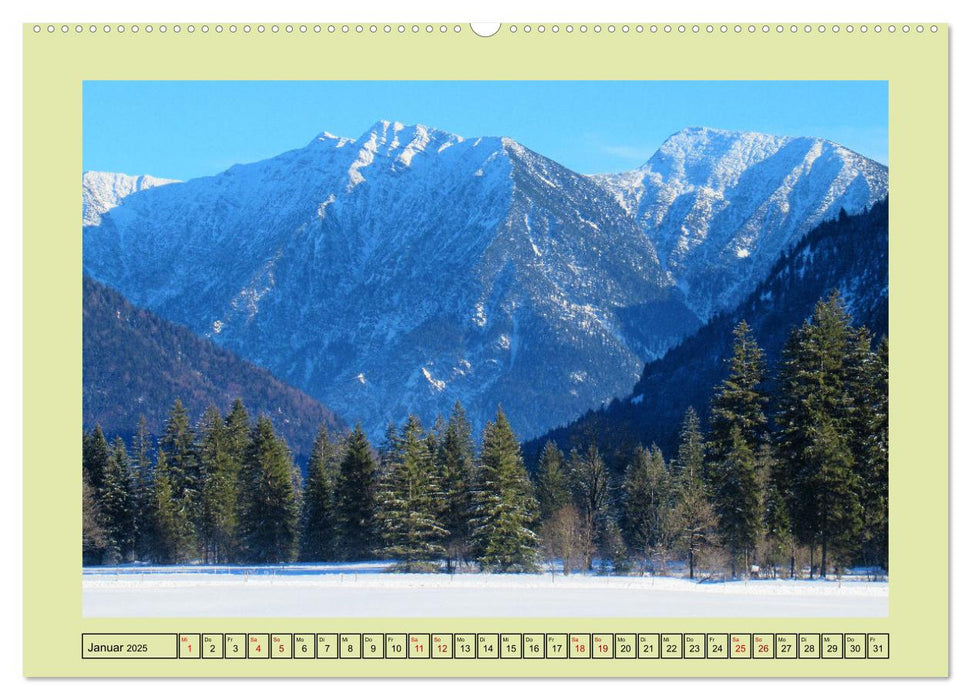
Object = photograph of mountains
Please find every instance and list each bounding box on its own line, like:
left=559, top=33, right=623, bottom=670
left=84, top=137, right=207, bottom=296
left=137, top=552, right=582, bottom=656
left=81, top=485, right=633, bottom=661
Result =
left=81, top=81, right=889, bottom=615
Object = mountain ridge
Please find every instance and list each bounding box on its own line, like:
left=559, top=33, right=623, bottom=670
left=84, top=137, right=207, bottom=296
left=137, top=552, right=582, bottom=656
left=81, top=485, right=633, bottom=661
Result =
left=524, top=198, right=889, bottom=465
left=82, top=171, right=179, bottom=227
left=594, top=126, right=888, bottom=320
left=83, top=121, right=887, bottom=441
left=83, top=276, right=343, bottom=463
left=84, top=121, right=695, bottom=439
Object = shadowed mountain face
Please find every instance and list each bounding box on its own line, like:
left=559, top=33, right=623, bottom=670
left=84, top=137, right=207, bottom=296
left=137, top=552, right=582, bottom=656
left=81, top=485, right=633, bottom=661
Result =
left=83, top=276, right=342, bottom=462
left=83, top=122, right=886, bottom=440
left=525, top=199, right=889, bottom=465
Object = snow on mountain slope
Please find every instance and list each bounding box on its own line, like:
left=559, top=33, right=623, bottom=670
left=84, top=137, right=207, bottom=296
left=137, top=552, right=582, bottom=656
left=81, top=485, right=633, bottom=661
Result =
left=595, top=127, right=888, bottom=320
left=83, top=121, right=698, bottom=440
left=527, top=200, right=888, bottom=463
left=82, top=171, right=178, bottom=226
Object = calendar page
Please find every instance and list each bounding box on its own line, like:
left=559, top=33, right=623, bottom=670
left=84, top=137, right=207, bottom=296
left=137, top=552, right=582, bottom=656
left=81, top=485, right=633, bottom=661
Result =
left=22, top=20, right=947, bottom=677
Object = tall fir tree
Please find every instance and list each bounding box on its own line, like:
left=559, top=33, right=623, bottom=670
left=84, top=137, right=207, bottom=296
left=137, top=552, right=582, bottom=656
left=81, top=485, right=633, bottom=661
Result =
left=675, top=407, right=706, bottom=484
left=81, top=426, right=111, bottom=563
left=805, top=417, right=864, bottom=574
left=224, top=398, right=253, bottom=559
left=862, top=337, right=889, bottom=570
left=376, top=415, right=448, bottom=569
left=81, top=427, right=134, bottom=563
left=224, top=398, right=252, bottom=465
left=713, top=425, right=763, bottom=577
left=335, top=425, right=379, bottom=561
left=436, top=402, right=476, bottom=571
left=671, top=408, right=718, bottom=579
left=425, top=415, right=445, bottom=464
left=776, top=292, right=867, bottom=577
left=708, top=321, right=769, bottom=578
left=160, top=399, right=197, bottom=493
left=846, top=330, right=889, bottom=572
left=130, top=416, right=153, bottom=560
left=82, top=425, right=111, bottom=496
left=621, top=445, right=673, bottom=565
left=471, top=408, right=539, bottom=572
left=535, top=441, right=570, bottom=523
left=756, top=443, right=794, bottom=577
left=238, top=416, right=300, bottom=563
left=159, top=400, right=200, bottom=548
left=380, top=421, right=402, bottom=472
left=101, top=437, right=135, bottom=563
left=82, top=476, right=107, bottom=565
left=197, top=405, right=241, bottom=563
left=300, top=426, right=340, bottom=562
left=146, top=449, right=194, bottom=564
left=709, top=321, right=769, bottom=456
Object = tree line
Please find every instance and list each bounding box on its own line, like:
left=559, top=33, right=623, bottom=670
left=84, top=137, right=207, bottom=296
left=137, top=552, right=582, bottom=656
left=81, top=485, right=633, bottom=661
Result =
left=530, top=290, right=886, bottom=579
left=83, top=291, right=887, bottom=579
left=83, top=397, right=538, bottom=571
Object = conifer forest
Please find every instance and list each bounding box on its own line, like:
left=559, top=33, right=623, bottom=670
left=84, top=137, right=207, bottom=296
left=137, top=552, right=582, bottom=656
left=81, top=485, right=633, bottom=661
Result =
left=83, top=292, right=888, bottom=580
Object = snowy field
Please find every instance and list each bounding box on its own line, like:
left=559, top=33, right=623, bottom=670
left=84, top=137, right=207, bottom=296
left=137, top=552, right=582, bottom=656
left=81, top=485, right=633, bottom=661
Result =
left=83, top=563, right=888, bottom=618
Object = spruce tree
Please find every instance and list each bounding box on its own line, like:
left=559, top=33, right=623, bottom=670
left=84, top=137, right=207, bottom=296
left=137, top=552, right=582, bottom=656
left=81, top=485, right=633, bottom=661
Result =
left=130, top=416, right=153, bottom=560
left=425, top=415, right=445, bottom=463
left=708, top=321, right=768, bottom=578
left=198, top=405, right=241, bottom=563
left=470, top=408, right=539, bottom=572
left=300, top=426, right=340, bottom=562
left=160, top=399, right=199, bottom=501
left=82, top=475, right=107, bottom=565
left=535, top=441, right=570, bottom=523
left=159, top=400, right=200, bottom=558
left=82, top=426, right=111, bottom=496
left=777, top=292, right=867, bottom=577
left=238, top=416, right=300, bottom=563
left=224, top=398, right=252, bottom=560
left=82, top=427, right=111, bottom=563
left=81, top=427, right=134, bottom=563
left=380, top=421, right=402, bottom=471
left=807, top=418, right=863, bottom=574
left=437, top=402, right=476, bottom=570
left=224, top=398, right=252, bottom=465
left=335, top=425, right=379, bottom=561
left=675, top=407, right=706, bottom=484
left=621, top=445, right=673, bottom=567
left=376, top=415, right=448, bottom=570
left=756, top=444, right=793, bottom=578
left=101, top=437, right=135, bottom=563
left=147, top=449, right=194, bottom=564
left=713, top=425, right=763, bottom=577
left=846, top=330, right=889, bottom=572
left=709, top=321, right=768, bottom=455
left=671, top=410, right=717, bottom=579
left=863, top=337, right=889, bottom=571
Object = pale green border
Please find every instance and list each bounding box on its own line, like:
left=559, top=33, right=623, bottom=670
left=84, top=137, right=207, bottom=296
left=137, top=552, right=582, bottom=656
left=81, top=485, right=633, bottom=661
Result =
left=23, top=23, right=948, bottom=677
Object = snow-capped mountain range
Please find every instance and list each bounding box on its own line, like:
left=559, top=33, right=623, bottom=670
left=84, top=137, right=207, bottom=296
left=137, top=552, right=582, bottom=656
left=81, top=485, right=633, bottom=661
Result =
left=83, top=121, right=887, bottom=439
left=595, top=126, right=887, bottom=320
left=82, top=171, right=179, bottom=227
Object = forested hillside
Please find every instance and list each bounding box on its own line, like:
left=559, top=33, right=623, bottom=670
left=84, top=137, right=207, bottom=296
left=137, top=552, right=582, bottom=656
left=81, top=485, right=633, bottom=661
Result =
left=83, top=277, right=342, bottom=461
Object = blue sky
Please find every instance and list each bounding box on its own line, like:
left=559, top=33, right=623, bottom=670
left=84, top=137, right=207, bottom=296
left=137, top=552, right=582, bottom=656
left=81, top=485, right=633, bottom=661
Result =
left=83, top=81, right=888, bottom=180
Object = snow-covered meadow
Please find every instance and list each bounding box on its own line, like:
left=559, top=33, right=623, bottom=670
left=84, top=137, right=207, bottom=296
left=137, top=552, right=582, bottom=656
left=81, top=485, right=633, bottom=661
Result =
left=83, top=563, right=888, bottom=618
